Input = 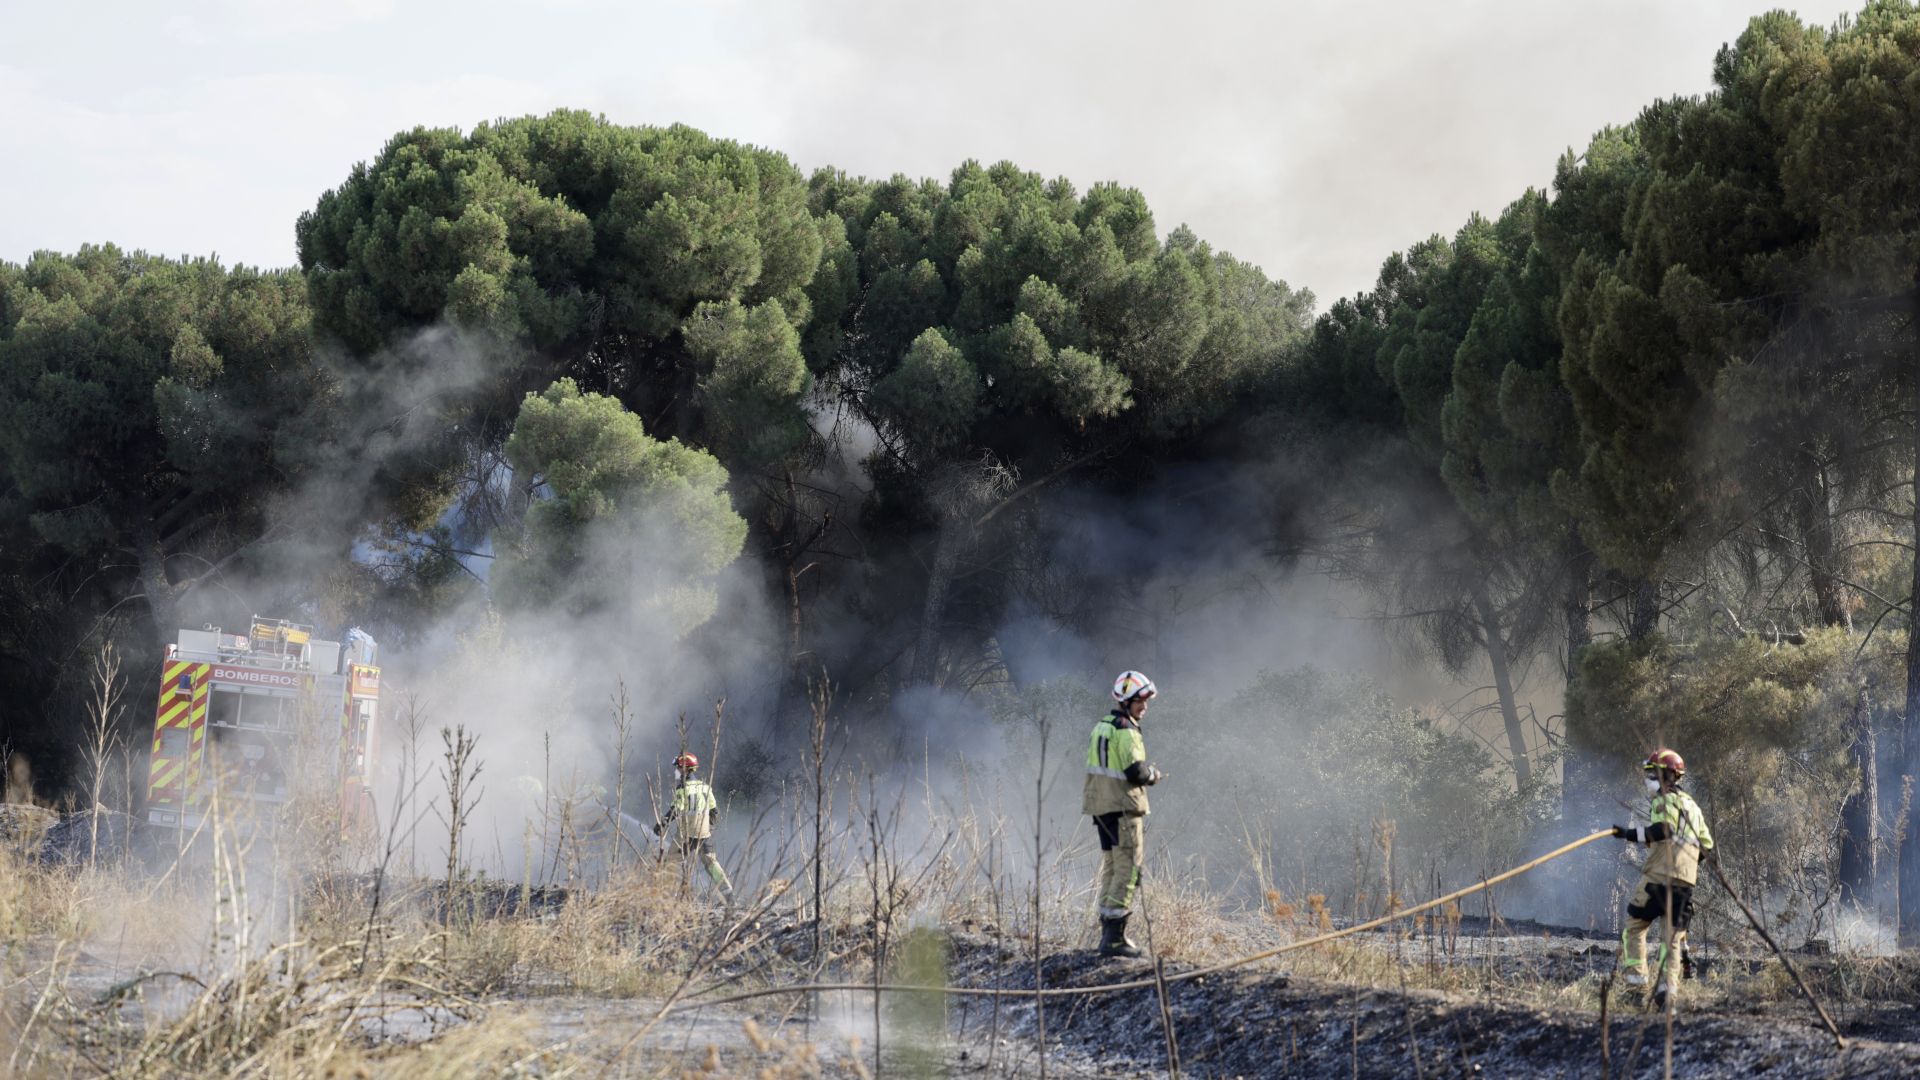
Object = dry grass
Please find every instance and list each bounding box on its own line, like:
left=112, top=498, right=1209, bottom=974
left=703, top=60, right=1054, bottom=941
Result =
left=4, top=848, right=1894, bottom=1080
left=5, top=710, right=1908, bottom=1080
left=2, top=842, right=782, bottom=1077
left=439, top=867, right=726, bottom=999
left=2, top=709, right=785, bottom=1079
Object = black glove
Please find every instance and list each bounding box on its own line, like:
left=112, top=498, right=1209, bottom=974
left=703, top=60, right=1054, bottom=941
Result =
left=1611, top=824, right=1633, bottom=840
left=652, top=822, right=664, bottom=837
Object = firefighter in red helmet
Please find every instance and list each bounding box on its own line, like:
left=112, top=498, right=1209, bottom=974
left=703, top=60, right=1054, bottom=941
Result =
left=1611, top=748, right=1715, bottom=1010
left=655, top=753, right=733, bottom=896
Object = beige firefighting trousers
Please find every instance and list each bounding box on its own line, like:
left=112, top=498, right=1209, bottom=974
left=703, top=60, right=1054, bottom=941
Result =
left=1620, top=877, right=1692, bottom=997
left=677, top=837, right=734, bottom=894
left=1094, top=812, right=1143, bottom=919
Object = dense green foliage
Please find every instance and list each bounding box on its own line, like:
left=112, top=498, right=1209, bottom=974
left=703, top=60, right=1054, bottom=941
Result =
left=497, top=377, right=746, bottom=631
left=813, top=162, right=1311, bottom=455
left=0, top=252, right=325, bottom=614
left=0, top=247, right=321, bottom=587
left=295, top=111, right=823, bottom=494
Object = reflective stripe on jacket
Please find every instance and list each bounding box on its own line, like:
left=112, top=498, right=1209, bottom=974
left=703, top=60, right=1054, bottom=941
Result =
left=1082, top=712, right=1149, bottom=817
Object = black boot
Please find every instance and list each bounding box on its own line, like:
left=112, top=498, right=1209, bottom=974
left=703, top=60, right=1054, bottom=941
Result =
left=1099, top=916, right=1143, bottom=959
left=1652, top=985, right=1671, bottom=1012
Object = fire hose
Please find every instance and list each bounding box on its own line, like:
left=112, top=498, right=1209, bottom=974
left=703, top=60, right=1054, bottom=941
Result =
left=669, top=825, right=1850, bottom=1051
left=671, top=829, right=1616, bottom=1012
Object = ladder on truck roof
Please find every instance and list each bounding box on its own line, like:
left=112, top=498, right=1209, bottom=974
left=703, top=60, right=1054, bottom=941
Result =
left=249, top=617, right=312, bottom=656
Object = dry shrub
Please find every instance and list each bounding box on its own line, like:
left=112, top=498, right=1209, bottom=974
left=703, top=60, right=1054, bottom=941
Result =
left=359, top=1012, right=562, bottom=1078
left=1, top=844, right=86, bottom=944
left=1138, top=872, right=1239, bottom=963
left=442, top=862, right=712, bottom=998
left=1306, top=894, right=1332, bottom=931
left=2, top=843, right=201, bottom=974
left=117, top=934, right=478, bottom=1078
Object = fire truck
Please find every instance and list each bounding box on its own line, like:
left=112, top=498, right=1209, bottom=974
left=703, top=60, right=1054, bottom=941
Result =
left=145, top=617, right=380, bottom=831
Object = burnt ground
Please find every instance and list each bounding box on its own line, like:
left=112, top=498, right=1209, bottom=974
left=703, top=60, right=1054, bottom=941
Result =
left=23, top=851, right=1920, bottom=1078
left=644, top=919, right=1920, bottom=1078
left=36, top=917, right=1920, bottom=1079
left=914, top=929, right=1920, bottom=1079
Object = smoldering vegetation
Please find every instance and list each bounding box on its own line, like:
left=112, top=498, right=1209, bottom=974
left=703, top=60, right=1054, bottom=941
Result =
left=8, top=677, right=1920, bottom=1078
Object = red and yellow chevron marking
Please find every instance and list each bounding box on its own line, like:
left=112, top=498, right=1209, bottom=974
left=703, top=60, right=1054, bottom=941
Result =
left=148, top=660, right=210, bottom=805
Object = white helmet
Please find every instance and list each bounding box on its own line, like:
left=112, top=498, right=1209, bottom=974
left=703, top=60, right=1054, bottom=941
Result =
left=1112, top=670, right=1157, bottom=703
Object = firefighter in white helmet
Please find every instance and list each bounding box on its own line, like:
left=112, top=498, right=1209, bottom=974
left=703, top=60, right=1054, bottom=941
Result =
left=655, top=753, right=733, bottom=896
left=1083, top=670, right=1163, bottom=958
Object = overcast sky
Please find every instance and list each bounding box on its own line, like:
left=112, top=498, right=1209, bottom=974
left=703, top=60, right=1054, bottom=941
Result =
left=1, top=0, right=1857, bottom=304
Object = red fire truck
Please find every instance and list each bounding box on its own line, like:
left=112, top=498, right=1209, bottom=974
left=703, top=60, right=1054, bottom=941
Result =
left=145, top=617, right=380, bottom=831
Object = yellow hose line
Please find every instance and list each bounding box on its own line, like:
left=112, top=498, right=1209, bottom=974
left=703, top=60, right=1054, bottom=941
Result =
left=670, top=828, right=1616, bottom=1014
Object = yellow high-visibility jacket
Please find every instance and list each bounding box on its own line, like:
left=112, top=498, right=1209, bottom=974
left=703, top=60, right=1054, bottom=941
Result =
left=1082, top=712, right=1151, bottom=817
left=670, top=779, right=717, bottom=842
left=1642, top=789, right=1714, bottom=886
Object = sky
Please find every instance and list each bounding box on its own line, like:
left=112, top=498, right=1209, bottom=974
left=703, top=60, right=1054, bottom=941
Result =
left=0, top=0, right=1860, bottom=304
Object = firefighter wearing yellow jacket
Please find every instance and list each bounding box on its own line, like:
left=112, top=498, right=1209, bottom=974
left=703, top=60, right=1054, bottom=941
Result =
left=1611, top=748, right=1715, bottom=1009
left=655, top=753, right=734, bottom=896
left=1084, top=670, right=1163, bottom=958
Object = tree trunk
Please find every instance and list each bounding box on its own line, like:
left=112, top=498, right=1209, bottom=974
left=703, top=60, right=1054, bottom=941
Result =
left=1559, top=543, right=1596, bottom=821
left=1900, top=351, right=1920, bottom=942
left=782, top=472, right=807, bottom=672
left=764, top=470, right=820, bottom=724
left=134, top=523, right=181, bottom=639
left=785, top=556, right=805, bottom=669
left=1627, top=577, right=1660, bottom=640
left=1557, top=543, right=1610, bottom=928
left=671, top=356, right=700, bottom=444
left=767, top=538, right=808, bottom=724
left=1838, top=687, right=1879, bottom=906
left=908, top=517, right=964, bottom=687
left=1470, top=578, right=1532, bottom=789
left=1801, top=459, right=1853, bottom=631
left=1802, top=460, right=1877, bottom=903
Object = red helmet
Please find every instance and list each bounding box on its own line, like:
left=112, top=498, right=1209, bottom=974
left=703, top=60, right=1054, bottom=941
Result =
left=1642, top=748, right=1686, bottom=777
left=674, top=753, right=699, bottom=771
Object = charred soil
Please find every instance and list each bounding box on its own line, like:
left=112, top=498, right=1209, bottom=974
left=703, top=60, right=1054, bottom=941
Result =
left=917, top=929, right=1920, bottom=1078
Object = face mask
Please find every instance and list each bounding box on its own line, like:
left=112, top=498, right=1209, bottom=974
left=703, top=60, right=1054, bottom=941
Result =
left=1644, top=777, right=1662, bottom=796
